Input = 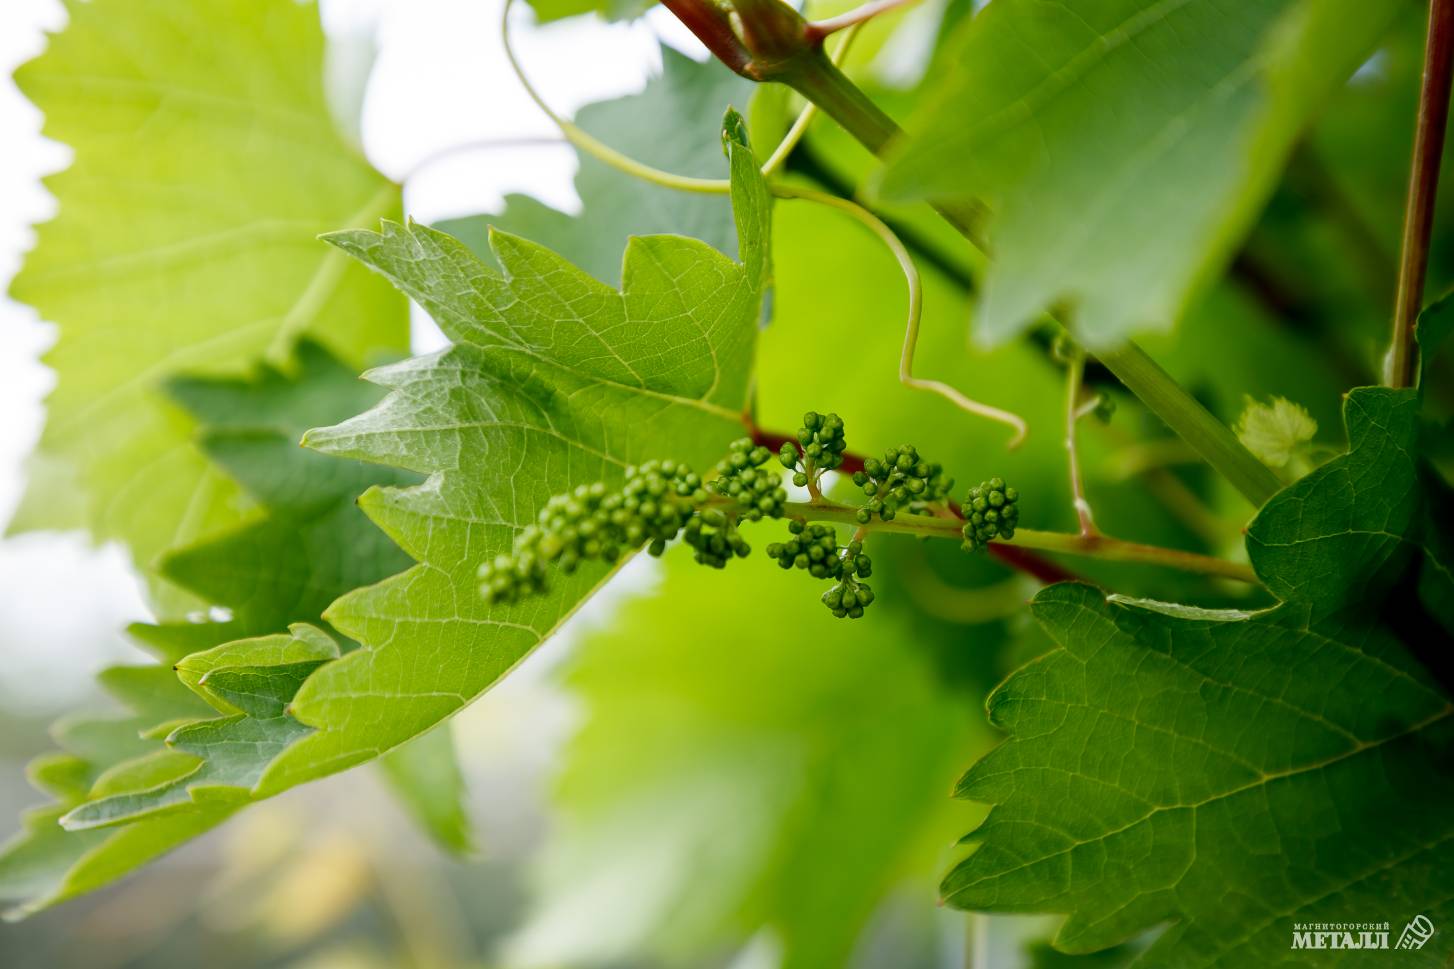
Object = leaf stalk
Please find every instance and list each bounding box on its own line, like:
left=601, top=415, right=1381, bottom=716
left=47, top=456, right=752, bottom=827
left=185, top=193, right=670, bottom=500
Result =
left=770, top=498, right=1259, bottom=584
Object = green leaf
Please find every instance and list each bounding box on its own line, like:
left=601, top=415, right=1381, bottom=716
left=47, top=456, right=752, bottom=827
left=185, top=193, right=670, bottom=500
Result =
left=8, top=0, right=406, bottom=599
left=175, top=623, right=340, bottom=715
left=876, top=0, right=1409, bottom=347
left=377, top=724, right=474, bottom=857
left=259, top=121, right=768, bottom=814
left=0, top=632, right=241, bottom=919
left=942, top=385, right=1454, bottom=965
left=1234, top=396, right=1318, bottom=471
left=510, top=549, right=982, bottom=969
left=58, top=626, right=330, bottom=832
left=143, top=340, right=418, bottom=652
left=439, top=46, right=753, bottom=286
left=0, top=344, right=416, bottom=914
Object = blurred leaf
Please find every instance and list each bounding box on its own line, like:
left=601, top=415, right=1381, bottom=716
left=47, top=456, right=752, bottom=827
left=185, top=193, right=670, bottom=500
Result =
left=440, top=45, right=753, bottom=285
left=942, top=386, right=1454, bottom=965
left=1234, top=396, right=1318, bottom=472
left=877, top=0, right=1409, bottom=347
left=510, top=550, right=983, bottom=969
left=7, top=0, right=406, bottom=604
left=0, top=631, right=240, bottom=919
left=377, top=724, right=473, bottom=857
left=0, top=343, right=415, bottom=915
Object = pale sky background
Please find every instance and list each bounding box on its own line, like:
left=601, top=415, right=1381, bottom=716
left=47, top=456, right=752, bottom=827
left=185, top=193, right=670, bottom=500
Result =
left=0, top=0, right=704, bottom=713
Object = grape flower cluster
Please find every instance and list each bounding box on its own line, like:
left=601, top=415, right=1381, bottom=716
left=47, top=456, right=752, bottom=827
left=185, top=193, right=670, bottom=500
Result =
left=777, top=410, right=847, bottom=488
left=479, top=460, right=708, bottom=604
left=712, top=438, right=789, bottom=520
left=477, top=412, right=1020, bottom=619
left=766, top=521, right=876, bottom=618
left=851, top=444, right=953, bottom=522
left=960, top=477, right=1020, bottom=551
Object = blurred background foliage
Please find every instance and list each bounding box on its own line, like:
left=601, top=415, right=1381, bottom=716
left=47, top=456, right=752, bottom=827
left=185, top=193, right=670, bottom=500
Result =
left=1, top=0, right=1451, bottom=966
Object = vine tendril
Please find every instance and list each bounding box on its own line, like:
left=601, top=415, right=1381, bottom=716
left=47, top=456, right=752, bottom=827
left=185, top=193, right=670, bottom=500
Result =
left=499, top=0, right=1028, bottom=446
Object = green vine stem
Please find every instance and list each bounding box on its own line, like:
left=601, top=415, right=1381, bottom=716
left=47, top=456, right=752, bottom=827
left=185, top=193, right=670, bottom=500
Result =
left=502, top=0, right=1029, bottom=444
left=771, top=497, right=1259, bottom=583
left=1092, top=343, right=1279, bottom=506
left=658, top=0, right=1284, bottom=509
left=1061, top=342, right=1097, bottom=536
left=775, top=184, right=1029, bottom=444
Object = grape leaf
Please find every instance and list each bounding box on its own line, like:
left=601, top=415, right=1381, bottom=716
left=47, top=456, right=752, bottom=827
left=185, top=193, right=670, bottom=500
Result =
left=377, top=723, right=474, bottom=857
left=2, top=113, right=767, bottom=917
left=439, top=45, right=753, bottom=286
left=210, top=118, right=769, bottom=820
left=0, top=630, right=239, bottom=919
left=0, top=343, right=425, bottom=914
left=875, top=0, right=1408, bottom=347
left=143, top=341, right=417, bottom=652
left=941, top=385, right=1454, bottom=966
left=509, top=549, right=982, bottom=969
left=8, top=0, right=406, bottom=599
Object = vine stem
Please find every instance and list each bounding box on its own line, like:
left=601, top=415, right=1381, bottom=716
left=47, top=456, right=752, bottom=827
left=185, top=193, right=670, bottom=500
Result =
left=776, top=184, right=1029, bottom=444
left=805, top=0, right=921, bottom=42
left=658, top=0, right=1283, bottom=509
left=502, top=0, right=1028, bottom=444
left=745, top=427, right=1080, bottom=583
left=501, top=0, right=854, bottom=192
left=761, top=26, right=863, bottom=177
left=1063, top=344, right=1097, bottom=536
left=1387, top=0, right=1454, bottom=388
left=772, top=498, right=1259, bottom=583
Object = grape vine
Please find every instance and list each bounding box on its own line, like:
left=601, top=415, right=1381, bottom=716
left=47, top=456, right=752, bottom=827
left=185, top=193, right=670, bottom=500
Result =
left=479, top=412, right=982, bottom=618
left=479, top=410, right=1259, bottom=619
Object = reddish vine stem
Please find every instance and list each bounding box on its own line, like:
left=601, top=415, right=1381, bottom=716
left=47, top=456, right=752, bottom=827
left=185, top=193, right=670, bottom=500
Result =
left=1388, top=0, right=1454, bottom=388
left=663, top=0, right=1280, bottom=507
left=747, top=425, right=1079, bottom=584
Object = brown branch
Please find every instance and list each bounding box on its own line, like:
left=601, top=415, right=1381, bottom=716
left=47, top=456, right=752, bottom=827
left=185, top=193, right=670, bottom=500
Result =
left=1388, top=0, right=1454, bottom=387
